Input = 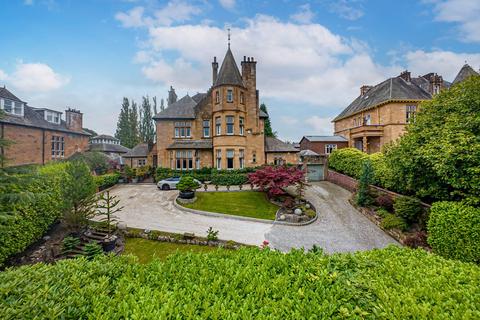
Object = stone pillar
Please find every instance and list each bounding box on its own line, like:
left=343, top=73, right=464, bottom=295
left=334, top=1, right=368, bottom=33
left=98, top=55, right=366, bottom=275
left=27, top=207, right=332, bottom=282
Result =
left=362, top=136, right=368, bottom=153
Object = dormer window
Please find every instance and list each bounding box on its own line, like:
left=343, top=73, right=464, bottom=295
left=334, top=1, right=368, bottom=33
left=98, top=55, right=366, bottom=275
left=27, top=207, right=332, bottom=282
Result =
left=1, top=98, right=24, bottom=116
left=45, top=110, right=61, bottom=124
left=227, top=89, right=233, bottom=103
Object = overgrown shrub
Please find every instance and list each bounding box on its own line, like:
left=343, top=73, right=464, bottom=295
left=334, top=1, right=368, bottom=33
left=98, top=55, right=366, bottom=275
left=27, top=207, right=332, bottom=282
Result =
left=94, top=173, right=120, bottom=191
left=328, top=148, right=368, bottom=179
left=356, top=160, right=374, bottom=207
left=62, top=236, right=81, bottom=253
left=375, top=194, right=394, bottom=211
left=428, top=201, right=480, bottom=263
left=381, top=213, right=407, bottom=231
left=404, top=231, right=428, bottom=249
left=0, top=247, right=479, bottom=318
left=393, top=196, right=422, bottom=223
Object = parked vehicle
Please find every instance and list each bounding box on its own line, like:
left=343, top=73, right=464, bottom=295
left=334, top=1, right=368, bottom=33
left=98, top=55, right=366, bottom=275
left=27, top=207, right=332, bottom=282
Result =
left=157, top=177, right=201, bottom=190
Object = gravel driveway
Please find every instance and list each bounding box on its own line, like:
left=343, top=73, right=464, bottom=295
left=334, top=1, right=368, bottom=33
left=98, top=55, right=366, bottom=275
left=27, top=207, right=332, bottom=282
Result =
left=110, top=182, right=397, bottom=252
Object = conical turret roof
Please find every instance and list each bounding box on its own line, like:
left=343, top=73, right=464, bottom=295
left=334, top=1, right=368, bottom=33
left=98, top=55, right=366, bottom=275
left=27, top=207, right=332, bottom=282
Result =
left=452, top=64, right=479, bottom=84
left=214, top=48, right=244, bottom=87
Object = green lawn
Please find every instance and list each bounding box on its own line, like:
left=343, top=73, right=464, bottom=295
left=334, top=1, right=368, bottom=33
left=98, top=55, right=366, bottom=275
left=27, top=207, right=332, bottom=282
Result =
left=181, top=191, right=279, bottom=220
left=124, top=238, right=217, bottom=263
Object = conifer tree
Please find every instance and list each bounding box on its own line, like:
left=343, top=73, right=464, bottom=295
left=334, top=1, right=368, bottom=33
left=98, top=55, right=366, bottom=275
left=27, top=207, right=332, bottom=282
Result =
left=115, top=98, right=131, bottom=147
left=129, top=100, right=140, bottom=147
left=140, top=96, right=155, bottom=145
left=152, top=96, right=158, bottom=115
left=260, top=103, right=276, bottom=137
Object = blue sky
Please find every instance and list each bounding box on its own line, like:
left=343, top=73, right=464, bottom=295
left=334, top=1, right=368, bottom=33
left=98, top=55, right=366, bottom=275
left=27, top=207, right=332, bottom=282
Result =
left=0, top=0, right=479, bottom=141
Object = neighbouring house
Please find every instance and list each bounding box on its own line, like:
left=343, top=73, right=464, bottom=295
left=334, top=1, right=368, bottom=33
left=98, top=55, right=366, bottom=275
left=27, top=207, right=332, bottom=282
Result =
left=122, top=143, right=149, bottom=168
left=0, top=86, right=90, bottom=167
left=299, top=135, right=348, bottom=156
left=152, top=45, right=298, bottom=170
left=88, top=134, right=130, bottom=165
left=333, top=64, right=478, bottom=154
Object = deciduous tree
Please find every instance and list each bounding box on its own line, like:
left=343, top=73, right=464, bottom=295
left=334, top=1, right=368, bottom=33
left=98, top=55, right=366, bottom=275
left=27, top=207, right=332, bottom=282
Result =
left=248, top=166, right=304, bottom=197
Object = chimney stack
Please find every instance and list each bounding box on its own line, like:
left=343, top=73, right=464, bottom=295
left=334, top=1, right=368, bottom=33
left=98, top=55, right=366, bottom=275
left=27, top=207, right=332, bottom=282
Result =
left=65, top=108, right=83, bottom=132
left=360, top=85, right=372, bottom=96
left=212, top=56, right=218, bottom=85
left=399, top=70, right=411, bottom=82
left=429, top=73, right=443, bottom=95
left=167, top=86, right=177, bottom=106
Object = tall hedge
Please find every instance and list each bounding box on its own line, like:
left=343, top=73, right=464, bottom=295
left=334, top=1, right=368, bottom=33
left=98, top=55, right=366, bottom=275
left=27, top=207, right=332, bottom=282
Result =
left=427, top=201, right=480, bottom=263
left=328, top=148, right=368, bottom=179
left=0, top=246, right=479, bottom=318
left=0, top=163, right=68, bottom=265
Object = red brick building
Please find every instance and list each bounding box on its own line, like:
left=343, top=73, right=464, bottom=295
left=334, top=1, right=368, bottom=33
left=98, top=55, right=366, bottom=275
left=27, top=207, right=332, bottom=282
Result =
left=299, top=136, right=349, bottom=156
left=0, top=87, right=90, bottom=167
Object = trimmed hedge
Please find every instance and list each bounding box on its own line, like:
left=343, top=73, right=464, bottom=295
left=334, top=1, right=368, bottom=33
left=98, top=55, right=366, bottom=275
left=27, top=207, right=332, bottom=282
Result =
left=94, top=173, right=120, bottom=191
left=428, top=201, right=480, bottom=263
left=0, top=163, right=68, bottom=266
left=155, top=167, right=256, bottom=185
left=0, top=246, right=479, bottom=318
left=328, top=148, right=368, bottom=179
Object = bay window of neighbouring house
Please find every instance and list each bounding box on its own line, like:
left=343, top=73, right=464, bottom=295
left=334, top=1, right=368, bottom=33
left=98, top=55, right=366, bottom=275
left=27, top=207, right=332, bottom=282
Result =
left=215, top=117, right=221, bottom=135
left=226, top=149, right=234, bottom=169
left=239, top=149, right=244, bottom=169
left=174, top=122, right=191, bottom=138
left=51, top=136, right=64, bottom=158
left=227, top=89, right=233, bottom=102
left=406, top=105, right=416, bottom=123
left=226, top=116, right=234, bottom=135
left=325, top=144, right=337, bottom=154
left=239, top=117, right=244, bottom=135
left=216, top=149, right=222, bottom=169
left=203, top=120, right=210, bottom=137
left=175, top=150, right=193, bottom=170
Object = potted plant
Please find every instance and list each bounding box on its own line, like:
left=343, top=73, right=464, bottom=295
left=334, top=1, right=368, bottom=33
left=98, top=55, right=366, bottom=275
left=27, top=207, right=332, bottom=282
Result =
left=131, top=168, right=138, bottom=183
left=124, top=165, right=135, bottom=183
left=177, top=176, right=199, bottom=199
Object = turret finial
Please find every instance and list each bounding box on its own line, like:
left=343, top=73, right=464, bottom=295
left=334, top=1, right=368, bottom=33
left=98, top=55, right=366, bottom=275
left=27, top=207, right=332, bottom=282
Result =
left=227, top=28, right=231, bottom=49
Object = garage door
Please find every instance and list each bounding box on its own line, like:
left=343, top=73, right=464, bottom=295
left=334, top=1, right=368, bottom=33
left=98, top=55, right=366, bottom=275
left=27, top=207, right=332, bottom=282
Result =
left=307, top=164, right=324, bottom=181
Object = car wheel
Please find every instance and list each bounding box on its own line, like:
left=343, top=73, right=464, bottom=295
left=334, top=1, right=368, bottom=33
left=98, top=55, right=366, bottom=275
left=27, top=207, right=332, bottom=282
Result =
left=162, top=184, right=170, bottom=190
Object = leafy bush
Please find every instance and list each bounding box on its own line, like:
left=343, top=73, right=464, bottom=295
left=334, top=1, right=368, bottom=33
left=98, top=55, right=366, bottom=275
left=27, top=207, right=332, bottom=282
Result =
left=428, top=201, right=480, bottom=263
left=155, top=167, right=258, bottom=183
left=375, top=194, right=394, bottom=211
left=248, top=166, right=304, bottom=197
left=404, top=231, right=428, bottom=249
left=94, top=173, right=120, bottom=191
left=393, top=196, right=422, bottom=223
left=0, top=163, right=68, bottom=266
left=376, top=208, right=390, bottom=218
left=62, top=236, right=81, bottom=253
left=69, top=151, right=110, bottom=174
left=381, top=213, right=407, bottom=231
left=176, top=176, right=199, bottom=192
left=211, top=173, right=248, bottom=186
left=83, top=242, right=103, bottom=260
left=0, top=247, right=479, bottom=318
left=328, top=148, right=368, bottom=179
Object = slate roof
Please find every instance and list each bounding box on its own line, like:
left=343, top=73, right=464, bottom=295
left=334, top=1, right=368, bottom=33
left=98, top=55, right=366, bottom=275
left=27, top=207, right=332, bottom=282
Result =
left=192, top=93, right=207, bottom=103
left=334, top=76, right=432, bottom=121
left=452, top=64, right=479, bottom=85
left=123, top=143, right=149, bottom=158
left=153, top=95, right=197, bottom=120
left=259, top=110, right=268, bottom=118
left=301, top=135, right=348, bottom=143
left=214, top=48, right=244, bottom=87
left=0, top=87, right=23, bottom=102
left=265, top=137, right=299, bottom=153
left=167, top=139, right=213, bottom=149
left=299, top=149, right=320, bottom=157
left=91, top=134, right=118, bottom=141
left=88, top=143, right=130, bottom=154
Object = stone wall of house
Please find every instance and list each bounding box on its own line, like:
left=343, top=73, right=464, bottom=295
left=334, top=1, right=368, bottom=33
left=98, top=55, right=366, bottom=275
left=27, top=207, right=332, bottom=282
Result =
left=265, top=152, right=298, bottom=165
left=2, top=124, right=89, bottom=167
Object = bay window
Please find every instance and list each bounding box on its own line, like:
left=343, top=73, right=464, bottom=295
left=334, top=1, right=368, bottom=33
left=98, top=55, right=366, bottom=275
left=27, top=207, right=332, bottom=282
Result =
left=216, top=149, right=222, bottom=169
left=227, top=89, right=233, bottom=102
left=215, top=117, right=221, bottom=135
left=406, top=105, right=416, bottom=123
left=175, top=150, right=193, bottom=170
left=226, top=116, right=234, bottom=135
left=226, top=149, right=234, bottom=169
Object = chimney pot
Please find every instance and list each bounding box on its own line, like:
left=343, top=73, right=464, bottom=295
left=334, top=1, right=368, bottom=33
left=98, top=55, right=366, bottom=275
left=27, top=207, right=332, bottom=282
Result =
left=360, top=85, right=372, bottom=96
left=399, top=70, right=411, bottom=82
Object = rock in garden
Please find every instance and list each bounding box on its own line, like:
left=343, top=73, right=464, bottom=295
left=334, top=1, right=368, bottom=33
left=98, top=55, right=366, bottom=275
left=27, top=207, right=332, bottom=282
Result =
left=279, top=214, right=286, bottom=221
left=117, top=223, right=127, bottom=230
left=305, top=203, right=311, bottom=209
left=294, top=208, right=303, bottom=215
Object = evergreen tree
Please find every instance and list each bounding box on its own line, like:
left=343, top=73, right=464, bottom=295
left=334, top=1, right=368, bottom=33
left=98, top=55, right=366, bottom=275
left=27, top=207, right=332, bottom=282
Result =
left=152, top=96, right=158, bottom=115
left=115, top=98, right=131, bottom=147
left=140, top=96, right=155, bottom=145
left=356, top=160, right=374, bottom=207
left=260, top=103, right=276, bottom=137
left=129, top=100, right=140, bottom=148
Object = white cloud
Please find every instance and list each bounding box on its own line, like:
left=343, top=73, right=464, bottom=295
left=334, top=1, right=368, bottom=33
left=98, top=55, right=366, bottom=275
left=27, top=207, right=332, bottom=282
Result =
left=219, top=0, right=235, bottom=10
left=330, top=0, right=364, bottom=21
left=405, top=50, right=480, bottom=81
left=115, top=6, right=146, bottom=28
left=0, top=69, right=7, bottom=81
left=290, top=4, right=315, bottom=24
left=429, top=0, right=480, bottom=42
left=8, top=62, right=70, bottom=92
left=305, top=116, right=334, bottom=136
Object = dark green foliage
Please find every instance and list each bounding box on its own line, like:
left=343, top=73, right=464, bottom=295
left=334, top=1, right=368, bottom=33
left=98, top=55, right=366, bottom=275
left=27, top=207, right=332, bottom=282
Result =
left=328, top=148, right=368, bottom=179
left=260, top=103, right=276, bottom=137
left=376, top=208, right=390, bottom=218
left=155, top=167, right=256, bottom=185
left=82, top=128, right=98, bottom=136
left=211, top=172, right=248, bottom=185
left=83, top=242, right=103, bottom=260
left=62, top=236, right=80, bottom=253
left=96, top=190, right=123, bottom=237
left=93, top=173, right=121, bottom=191
left=393, top=196, right=422, bottom=223
left=0, top=110, right=13, bottom=167
left=375, top=194, right=394, bottom=211
left=356, top=160, right=374, bottom=207
left=381, top=213, right=407, bottom=231
left=206, top=227, right=219, bottom=241
left=139, top=96, right=155, bottom=145
left=176, top=176, right=199, bottom=192
left=0, top=163, right=68, bottom=265
left=1, top=247, right=479, bottom=318
left=115, top=98, right=140, bottom=149
left=70, top=151, right=110, bottom=174
left=428, top=201, right=480, bottom=263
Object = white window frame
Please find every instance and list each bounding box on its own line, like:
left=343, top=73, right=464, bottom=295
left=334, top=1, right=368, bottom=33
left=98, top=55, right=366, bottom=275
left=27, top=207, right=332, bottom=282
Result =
left=1, top=98, right=24, bottom=116
left=51, top=136, right=65, bottom=159
left=215, top=117, right=221, bottom=135
left=325, top=144, right=337, bottom=155
left=226, top=89, right=233, bottom=103
left=239, top=149, right=244, bottom=169
left=240, top=92, right=244, bottom=104
left=226, top=116, right=234, bottom=135
left=174, top=122, right=191, bottom=138
left=226, top=149, right=234, bottom=170
left=203, top=120, right=210, bottom=137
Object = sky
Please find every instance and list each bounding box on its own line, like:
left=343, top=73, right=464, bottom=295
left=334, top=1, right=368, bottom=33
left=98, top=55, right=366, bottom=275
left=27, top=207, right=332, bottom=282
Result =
left=0, top=0, right=479, bottom=142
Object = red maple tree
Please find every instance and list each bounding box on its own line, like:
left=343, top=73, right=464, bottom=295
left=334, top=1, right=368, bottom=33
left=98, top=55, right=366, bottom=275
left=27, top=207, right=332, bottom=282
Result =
left=248, top=166, right=305, bottom=197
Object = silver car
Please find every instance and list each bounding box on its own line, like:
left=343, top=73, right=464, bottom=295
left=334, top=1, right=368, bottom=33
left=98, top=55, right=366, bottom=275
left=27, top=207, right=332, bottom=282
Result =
left=157, top=177, right=201, bottom=190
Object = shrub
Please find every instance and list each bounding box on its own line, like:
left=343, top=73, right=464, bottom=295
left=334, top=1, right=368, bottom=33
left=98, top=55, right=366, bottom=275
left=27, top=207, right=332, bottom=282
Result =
left=83, top=242, right=103, bottom=260
left=328, top=148, right=368, bottom=179
left=356, top=160, right=374, bottom=207
left=404, top=231, right=428, bottom=249
left=70, top=151, right=110, bottom=174
left=248, top=166, right=304, bottom=197
left=62, top=236, right=81, bottom=253
left=393, top=196, right=422, bottom=223
left=206, top=227, right=219, bottom=241
left=381, top=213, right=407, bottom=231
left=177, top=176, right=199, bottom=192
left=375, top=194, right=394, bottom=211
left=211, top=173, right=248, bottom=186
left=376, top=208, right=390, bottom=218
left=94, top=173, right=120, bottom=191
left=427, top=201, right=480, bottom=263
left=0, top=247, right=479, bottom=318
